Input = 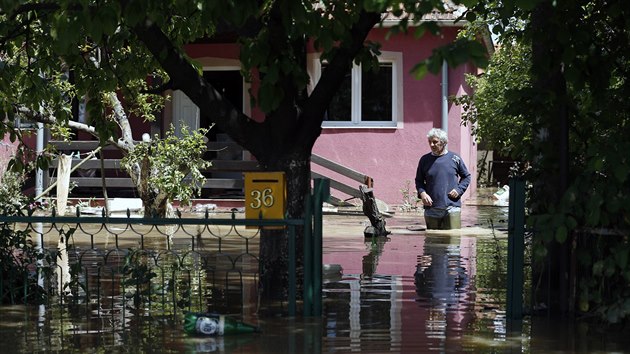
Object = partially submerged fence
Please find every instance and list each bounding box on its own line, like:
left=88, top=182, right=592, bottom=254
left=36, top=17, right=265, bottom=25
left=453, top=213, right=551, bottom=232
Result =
left=0, top=179, right=330, bottom=320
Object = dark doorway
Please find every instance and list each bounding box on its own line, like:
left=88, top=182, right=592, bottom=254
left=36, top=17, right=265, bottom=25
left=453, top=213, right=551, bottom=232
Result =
left=202, top=70, right=243, bottom=134
left=202, top=70, right=245, bottom=197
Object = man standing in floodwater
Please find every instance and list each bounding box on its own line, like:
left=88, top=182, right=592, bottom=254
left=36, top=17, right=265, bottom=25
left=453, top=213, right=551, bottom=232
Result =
left=415, top=128, right=471, bottom=229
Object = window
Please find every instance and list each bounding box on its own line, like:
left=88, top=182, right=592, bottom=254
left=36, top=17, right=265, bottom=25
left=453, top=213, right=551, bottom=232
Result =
left=309, top=51, right=403, bottom=128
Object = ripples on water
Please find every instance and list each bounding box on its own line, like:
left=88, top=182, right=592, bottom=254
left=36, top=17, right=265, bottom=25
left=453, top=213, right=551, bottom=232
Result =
left=2, top=205, right=629, bottom=353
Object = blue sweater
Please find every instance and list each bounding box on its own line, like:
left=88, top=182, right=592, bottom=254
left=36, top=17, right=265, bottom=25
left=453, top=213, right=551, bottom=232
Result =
left=415, top=151, right=471, bottom=209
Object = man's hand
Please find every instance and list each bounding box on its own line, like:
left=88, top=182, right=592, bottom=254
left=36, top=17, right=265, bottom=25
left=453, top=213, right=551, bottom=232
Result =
left=420, top=191, right=433, bottom=206
left=448, top=189, right=459, bottom=199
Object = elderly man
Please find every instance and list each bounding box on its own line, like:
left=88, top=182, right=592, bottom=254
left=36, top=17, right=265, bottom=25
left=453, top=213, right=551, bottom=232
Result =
left=415, top=128, right=471, bottom=229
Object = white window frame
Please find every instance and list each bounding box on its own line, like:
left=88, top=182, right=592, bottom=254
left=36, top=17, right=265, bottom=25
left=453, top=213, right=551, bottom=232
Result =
left=307, top=51, right=404, bottom=129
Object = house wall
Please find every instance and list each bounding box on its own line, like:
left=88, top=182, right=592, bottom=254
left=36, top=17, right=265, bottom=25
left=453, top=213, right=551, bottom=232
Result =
left=0, top=134, right=19, bottom=178
left=311, top=27, right=478, bottom=206
left=181, top=27, right=479, bottom=206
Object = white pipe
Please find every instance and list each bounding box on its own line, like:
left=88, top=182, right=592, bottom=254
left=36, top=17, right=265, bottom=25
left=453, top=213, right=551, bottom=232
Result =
left=441, top=60, right=448, bottom=134
left=35, top=122, right=44, bottom=199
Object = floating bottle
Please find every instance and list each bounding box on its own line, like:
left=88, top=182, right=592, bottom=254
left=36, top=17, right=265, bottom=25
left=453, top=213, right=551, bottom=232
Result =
left=183, top=312, right=260, bottom=336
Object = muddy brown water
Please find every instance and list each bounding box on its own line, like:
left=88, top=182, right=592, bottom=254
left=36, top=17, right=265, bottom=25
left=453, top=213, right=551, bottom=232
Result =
left=1, top=202, right=629, bottom=353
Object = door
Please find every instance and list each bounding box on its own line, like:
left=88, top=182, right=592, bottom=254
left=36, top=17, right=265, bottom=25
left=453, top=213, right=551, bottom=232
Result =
left=172, top=70, right=243, bottom=137
left=172, top=90, right=200, bottom=137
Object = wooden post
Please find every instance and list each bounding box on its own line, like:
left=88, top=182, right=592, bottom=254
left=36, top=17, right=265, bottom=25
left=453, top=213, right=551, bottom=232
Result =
left=56, top=154, right=72, bottom=216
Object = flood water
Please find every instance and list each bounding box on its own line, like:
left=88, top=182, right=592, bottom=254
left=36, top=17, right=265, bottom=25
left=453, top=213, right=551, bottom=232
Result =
left=1, top=202, right=630, bottom=353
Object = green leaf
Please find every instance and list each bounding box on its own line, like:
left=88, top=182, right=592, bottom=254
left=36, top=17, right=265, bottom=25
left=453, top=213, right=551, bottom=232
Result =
left=614, top=248, right=629, bottom=270
left=459, top=0, right=480, bottom=6
left=613, top=164, right=629, bottom=183
left=124, top=0, right=145, bottom=26
left=533, top=243, right=548, bottom=259
left=414, top=25, right=426, bottom=39
left=427, top=56, right=442, bottom=74
left=566, top=216, right=578, bottom=229
left=593, top=260, right=604, bottom=276
left=100, top=4, right=120, bottom=36
left=410, top=62, right=428, bottom=80
left=555, top=225, right=568, bottom=243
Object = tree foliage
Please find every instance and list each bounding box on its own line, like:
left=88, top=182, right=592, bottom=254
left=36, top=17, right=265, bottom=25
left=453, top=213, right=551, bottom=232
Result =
left=462, top=0, right=630, bottom=322
left=455, top=41, right=532, bottom=155
left=121, top=126, right=210, bottom=216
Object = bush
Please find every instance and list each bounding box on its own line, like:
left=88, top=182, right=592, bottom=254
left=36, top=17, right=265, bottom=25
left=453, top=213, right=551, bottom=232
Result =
left=0, top=170, right=50, bottom=304
left=0, top=223, right=50, bottom=304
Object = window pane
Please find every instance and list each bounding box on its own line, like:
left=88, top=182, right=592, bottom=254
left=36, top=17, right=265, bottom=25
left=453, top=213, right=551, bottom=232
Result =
left=323, top=64, right=351, bottom=121
left=361, top=63, right=392, bottom=121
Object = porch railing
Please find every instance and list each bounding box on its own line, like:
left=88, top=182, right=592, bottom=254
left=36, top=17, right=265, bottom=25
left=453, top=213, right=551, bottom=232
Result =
left=45, top=140, right=372, bottom=203
left=46, top=140, right=260, bottom=192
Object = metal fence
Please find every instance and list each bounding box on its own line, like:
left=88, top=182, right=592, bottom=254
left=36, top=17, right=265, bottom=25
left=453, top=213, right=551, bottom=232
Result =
left=0, top=212, right=283, bottom=316
left=0, top=179, right=330, bottom=320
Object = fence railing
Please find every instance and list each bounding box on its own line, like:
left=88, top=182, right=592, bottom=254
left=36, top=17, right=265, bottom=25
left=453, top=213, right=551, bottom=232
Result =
left=1, top=179, right=329, bottom=319
left=0, top=213, right=283, bottom=316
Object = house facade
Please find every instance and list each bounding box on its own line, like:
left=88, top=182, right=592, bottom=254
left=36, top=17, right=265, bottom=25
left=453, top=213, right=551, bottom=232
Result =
left=310, top=25, right=480, bottom=205
left=175, top=23, right=482, bottom=206
left=0, top=135, right=18, bottom=176
left=8, top=14, right=485, bottom=206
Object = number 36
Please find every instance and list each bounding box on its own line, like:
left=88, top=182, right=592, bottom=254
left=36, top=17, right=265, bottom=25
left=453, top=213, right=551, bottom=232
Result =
left=249, top=188, right=274, bottom=209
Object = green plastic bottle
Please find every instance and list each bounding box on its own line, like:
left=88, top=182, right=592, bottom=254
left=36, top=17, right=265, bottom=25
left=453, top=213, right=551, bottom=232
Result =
left=183, top=312, right=260, bottom=336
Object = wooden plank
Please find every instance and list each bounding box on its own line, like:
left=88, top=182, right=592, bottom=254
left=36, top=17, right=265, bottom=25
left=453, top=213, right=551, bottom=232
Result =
left=50, top=140, right=249, bottom=155
left=49, top=141, right=117, bottom=151
left=202, top=179, right=244, bottom=189
left=206, top=141, right=244, bottom=154
left=311, top=154, right=368, bottom=184
left=50, top=159, right=122, bottom=169
left=209, top=160, right=259, bottom=171
left=50, top=177, right=135, bottom=188
left=50, top=177, right=245, bottom=189
left=311, top=171, right=361, bottom=198
left=48, top=159, right=259, bottom=171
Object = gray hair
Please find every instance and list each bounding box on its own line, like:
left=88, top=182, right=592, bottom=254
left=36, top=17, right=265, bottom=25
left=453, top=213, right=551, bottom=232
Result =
left=427, top=128, right=448, bottom=144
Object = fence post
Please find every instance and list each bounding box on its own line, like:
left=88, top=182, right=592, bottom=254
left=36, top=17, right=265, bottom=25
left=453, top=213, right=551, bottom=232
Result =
left=312, top=178, right=329, bottom=317
left=303, top=191, right=313, bottom=316
left=507, top=177, right=526, bottom=321
left=288, top=225, right=296, bottom=317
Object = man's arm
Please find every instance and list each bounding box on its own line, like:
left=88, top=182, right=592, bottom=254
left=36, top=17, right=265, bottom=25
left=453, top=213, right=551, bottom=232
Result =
left=415, top=157, right=433, bottom=206
left=415, top=156, right=428, bottom=194
left=456, top=158, right=472, bottom=196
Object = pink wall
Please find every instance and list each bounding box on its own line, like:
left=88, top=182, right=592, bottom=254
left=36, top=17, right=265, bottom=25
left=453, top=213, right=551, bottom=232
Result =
left=0, top=134, right=19, bottom=177
left=183, top=27, right=480, bottom=206
left=312, top=27, right=478, bottom=206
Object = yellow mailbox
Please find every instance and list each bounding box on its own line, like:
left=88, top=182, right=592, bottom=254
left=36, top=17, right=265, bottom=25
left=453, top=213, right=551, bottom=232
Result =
left=244, top=172, right=286, bottom=222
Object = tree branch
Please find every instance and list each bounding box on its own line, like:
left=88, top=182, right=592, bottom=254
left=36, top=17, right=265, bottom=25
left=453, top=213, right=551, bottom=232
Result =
left=13, top=104, right=129, bottom=152
left=300, top=10, right=381, bottom=146
left=132, top=21, right=264, bottom=156
left=105, top=92, right=135, bottom=152
left=141, top=80, right=173, bottom=95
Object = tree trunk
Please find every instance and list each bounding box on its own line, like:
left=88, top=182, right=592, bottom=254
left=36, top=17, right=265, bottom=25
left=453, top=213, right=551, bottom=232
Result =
left=127, top=154, right=171, bottom=218
left=258, top=151, right=310, bottom=312
left=530, top=1, right=571, bottom=316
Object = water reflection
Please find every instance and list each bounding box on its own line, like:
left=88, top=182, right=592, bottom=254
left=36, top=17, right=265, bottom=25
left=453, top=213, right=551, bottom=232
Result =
left=3, top=206, right=630, bottom=353
left=414, top=234, right=475, bottom=339
left=321, top=227, right=507, bottom=353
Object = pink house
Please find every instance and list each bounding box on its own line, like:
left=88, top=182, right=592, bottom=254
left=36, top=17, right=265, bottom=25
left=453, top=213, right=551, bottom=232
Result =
left=28, top=12, right=489, bottom=207
left=176, top=19, right=486, bottom=207
left=310, top=24, right=482, bottom=206
left=0, top=135, right=18, bottom=176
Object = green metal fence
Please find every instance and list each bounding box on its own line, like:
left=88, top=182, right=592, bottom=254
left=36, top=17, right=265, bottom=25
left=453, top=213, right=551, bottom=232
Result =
left=507, top=177, right=526, bottom=321
left=0, top=179, right=330, bottom=320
